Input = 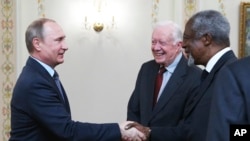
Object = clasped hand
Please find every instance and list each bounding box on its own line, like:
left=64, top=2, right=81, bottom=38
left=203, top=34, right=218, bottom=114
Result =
left=119, top=121, right=151, bottom=141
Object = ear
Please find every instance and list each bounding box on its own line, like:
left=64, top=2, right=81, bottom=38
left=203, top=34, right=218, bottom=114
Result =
left=176, top=41, right=183, bottom=47
left=176, top=41, right=183, bottom=52
left=202, top=33, right=212, bottom=46
left=32, top=37, right=41, bottom=51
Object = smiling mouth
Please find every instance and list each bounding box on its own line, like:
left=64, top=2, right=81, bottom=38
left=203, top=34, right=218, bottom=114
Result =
left=58, top=53, right=65, bottom=58
left=58, top=52, right=65, bottom=55
left=155, top=52, right=164, bottom=56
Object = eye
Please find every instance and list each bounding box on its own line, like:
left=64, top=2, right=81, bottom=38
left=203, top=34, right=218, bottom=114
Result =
left=183, top=35, right=191, bottom=40
left=152, top=40, right=157, bottom=45
left=55, top=36, right=65, bottom=42
left=159, top=41, right=167, bottom=46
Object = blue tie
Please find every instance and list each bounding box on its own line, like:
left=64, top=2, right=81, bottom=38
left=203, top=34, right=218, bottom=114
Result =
left=53, top=71, right=65, bottom=102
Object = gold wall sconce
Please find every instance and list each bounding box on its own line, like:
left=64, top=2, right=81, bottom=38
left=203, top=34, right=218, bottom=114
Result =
left=84, top=15, right=115, bottom=32
left=84, top=0, right=116, bottom=32
left=93, top=22, right=104, bottom=32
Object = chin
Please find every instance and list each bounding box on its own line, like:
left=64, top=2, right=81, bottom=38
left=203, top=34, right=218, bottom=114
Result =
left=57, top=59, right=64, bottom=64
left=155, top=59, right=164, bottom=64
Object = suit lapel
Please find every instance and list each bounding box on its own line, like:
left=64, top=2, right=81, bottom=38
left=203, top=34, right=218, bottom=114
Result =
left=150, top=56, right=187, bottom=119
left=27, top=57, right=71, bottom=113
left=184, top=51, right=237, bottom=117
left=184, top=70, right=214, bottom=117
left=51, top=77, right=71, bottom=113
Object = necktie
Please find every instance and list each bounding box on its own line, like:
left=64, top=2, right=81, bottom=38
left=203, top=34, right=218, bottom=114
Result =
left=201, top=69, right=209, bottom=82
left=53, top=71, right=65, bottom=102
left=153, top=66, right=166, bottom=107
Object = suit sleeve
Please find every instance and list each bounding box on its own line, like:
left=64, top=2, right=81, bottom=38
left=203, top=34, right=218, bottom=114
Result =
left=127, top=66, right=143, bottom=122
left=28, top=79, right=121, bottom=141
left=150, top=119, right=188, bottom=141
left=206, top=66, right=246, bottom=141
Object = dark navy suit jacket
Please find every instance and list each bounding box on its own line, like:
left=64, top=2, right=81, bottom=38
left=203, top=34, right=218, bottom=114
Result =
left=206, top=56, right=250, bottom=141
left=184, top=50, right=237, bottom=141
left=10, top=57, right=121, bottom=141
left=127, top=54, right=202, bottom=141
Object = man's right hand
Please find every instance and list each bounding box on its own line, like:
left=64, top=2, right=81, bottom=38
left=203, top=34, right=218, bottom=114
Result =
left=119, top=121, right=147, bottom=141
left=125, top=122, right=151, bottom=139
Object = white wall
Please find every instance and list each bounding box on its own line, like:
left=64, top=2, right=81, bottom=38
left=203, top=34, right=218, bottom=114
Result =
left=17, top=0, right=153, bottom=123
left=16, top=0, right=249, bottom=123
left=56, top=0, right=153, bottom=123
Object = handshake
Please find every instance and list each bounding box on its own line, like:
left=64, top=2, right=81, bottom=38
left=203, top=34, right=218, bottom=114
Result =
left=119, top=121, right=151, bottom=141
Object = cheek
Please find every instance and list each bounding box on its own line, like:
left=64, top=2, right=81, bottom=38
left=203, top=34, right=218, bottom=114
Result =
left=191, top=46, right=204, bottom=61
left=189, top=41, right=201, bottom=52
left=163, top=45, right=174, bottom=52
left=151, top=46, right=154, bottom=51
left=164, top=47, right=177, bottom=59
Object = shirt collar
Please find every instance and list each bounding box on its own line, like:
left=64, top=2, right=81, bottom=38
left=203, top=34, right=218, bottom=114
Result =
left=30, top=56, right=55, bottom=77
left=205, top=47, right=231, bottom=72
left=165, top=52, right=182, bottom=74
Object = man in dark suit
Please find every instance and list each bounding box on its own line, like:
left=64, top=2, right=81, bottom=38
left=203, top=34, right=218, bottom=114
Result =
left=10, top=18, right=146, bottom=141
left=181, top=10, right=237, bottom=141
left=206, top=56, right=250, bottom=141
left=126, top=10, right=237, bottom=141
left=126, top=20, right=202, bottom=141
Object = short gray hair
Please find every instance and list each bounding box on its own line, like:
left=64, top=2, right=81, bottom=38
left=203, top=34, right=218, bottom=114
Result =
left=189, top=10, right=230, bottom=46
left=25, top=18, right=56, bottom=53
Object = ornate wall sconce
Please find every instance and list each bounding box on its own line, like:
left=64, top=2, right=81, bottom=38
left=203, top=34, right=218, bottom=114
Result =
left=93, top=22, right=104, bottom=32
left=84, top=15, right=115, bottom=32
left=84, top=0, right=116, bottom=32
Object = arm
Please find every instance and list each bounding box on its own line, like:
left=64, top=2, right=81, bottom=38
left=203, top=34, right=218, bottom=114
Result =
left=125, top=120, right=188, bottom=141
left=127, top=66, right=145, bottom=122
left=206, top=67, right=247, bottom=141
left=28, top=80, right=121, bottom=140
left=127, top=89, right=141, bottom=122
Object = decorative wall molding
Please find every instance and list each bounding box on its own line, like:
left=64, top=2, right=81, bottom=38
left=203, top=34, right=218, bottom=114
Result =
left=0, top=0, right=16, bottom=140
left=183, top=0, right=198, bottom=23
left=152, top=0, right=159, bottom=24
left=37, top=0, right=45, bottom=17
left=218, top=0, right=226, bottom=16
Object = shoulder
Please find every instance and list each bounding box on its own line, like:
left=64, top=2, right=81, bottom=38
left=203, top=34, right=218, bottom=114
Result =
left=222, top=56, right=250, bottom=75
left=188, top=64, right=202, bottom=72
left=140, top=60, right=158, bottom=69
left=229, top=56, right=250, bottom=68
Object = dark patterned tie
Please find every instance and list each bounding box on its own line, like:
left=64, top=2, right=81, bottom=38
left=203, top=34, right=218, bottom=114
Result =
left=53, top=71, right=65, bottom=102
left=153, top=66, right=166, bottom=107
left=201, top=69, right=209, bottom=82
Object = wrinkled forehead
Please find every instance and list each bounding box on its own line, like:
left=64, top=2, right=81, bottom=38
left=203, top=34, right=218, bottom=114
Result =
left=152, top=26, right=174, bottom=40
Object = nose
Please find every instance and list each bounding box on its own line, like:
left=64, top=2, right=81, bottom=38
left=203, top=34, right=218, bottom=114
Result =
left=62, top=42, right=68, bottom=51
left=182, top=42, right=189, bottom=54
left=63, top=45, right=68, bottom=50
left=152, top=43, right=161, bottom=51
left=182, top=41, right=187, bottom=49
